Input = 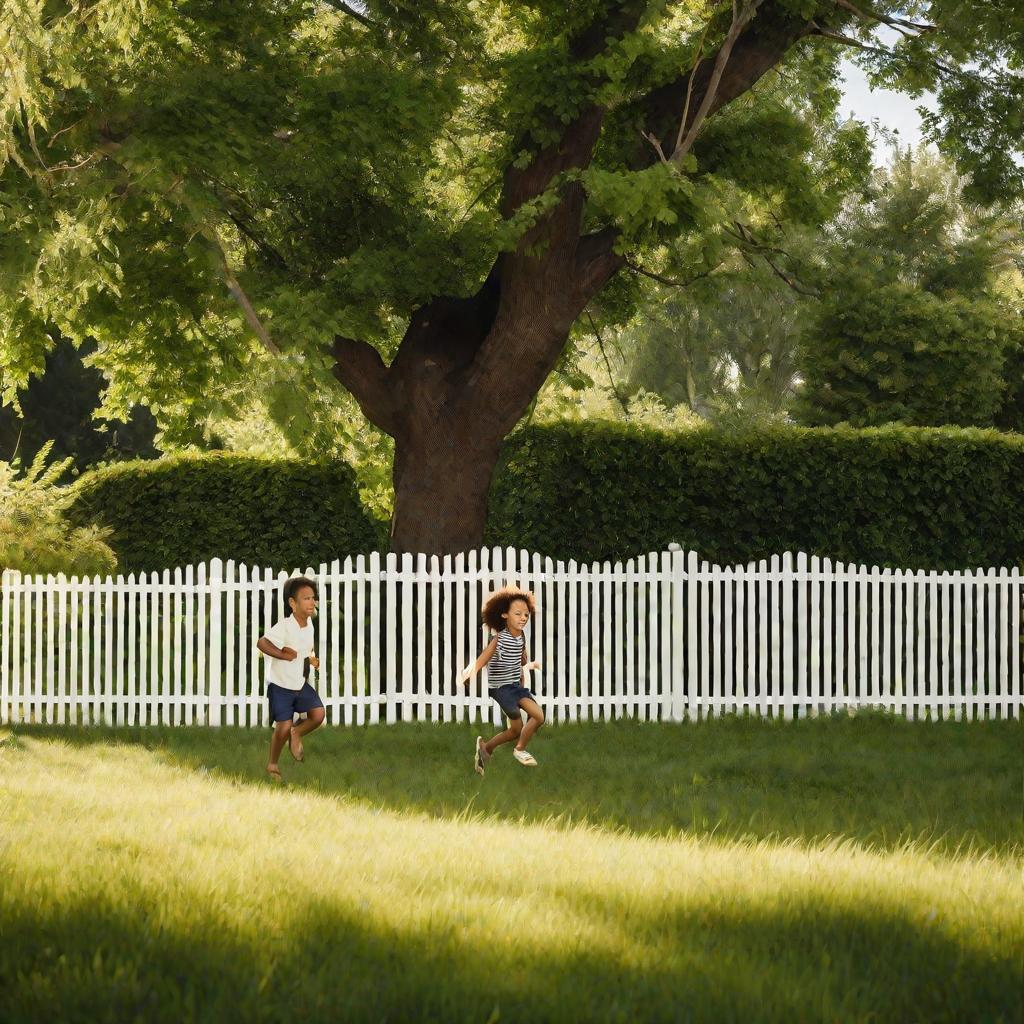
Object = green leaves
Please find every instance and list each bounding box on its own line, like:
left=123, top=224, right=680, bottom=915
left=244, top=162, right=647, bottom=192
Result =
left=487, top=420, right=1024, bottom=569
left=582, top=162, right=697, bottom=239
left=796, top=149, right=1024, bottom=430
left=67, top=452, right=383, bottom=571
left=1, top=0, right=1021, bottom=483
left=0, top=441, right=117, bottom=576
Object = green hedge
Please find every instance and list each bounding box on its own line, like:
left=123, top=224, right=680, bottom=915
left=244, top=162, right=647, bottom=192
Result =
left=485, top=422, right=1024, bottom=569
left=67, top=453, right=384, bottom=571
left=67, top=425, right=1024, bottom=572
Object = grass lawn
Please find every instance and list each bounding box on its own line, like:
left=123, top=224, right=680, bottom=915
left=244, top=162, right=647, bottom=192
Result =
left=0, top=713, right=1021, bottom=1023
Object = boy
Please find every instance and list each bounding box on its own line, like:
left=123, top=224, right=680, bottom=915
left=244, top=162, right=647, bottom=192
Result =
left=257, top=576, right=324, bottom=781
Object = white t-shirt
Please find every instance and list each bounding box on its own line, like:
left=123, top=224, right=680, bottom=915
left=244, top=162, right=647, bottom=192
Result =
left=263, top=615, right=315, bottom=691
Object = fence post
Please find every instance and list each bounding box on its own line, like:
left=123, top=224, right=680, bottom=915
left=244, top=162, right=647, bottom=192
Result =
left=208, top=558, right=223, bottom=726
left=0, top=569, right=12, bottom=725
left=669, top=544, right=685, bottom=722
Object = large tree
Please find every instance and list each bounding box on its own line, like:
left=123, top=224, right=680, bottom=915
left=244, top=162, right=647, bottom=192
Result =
left=2, top=0, right=1021, bottom=552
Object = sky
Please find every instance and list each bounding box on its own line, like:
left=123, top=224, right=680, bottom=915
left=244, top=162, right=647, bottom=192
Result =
left=837, top=46, right=939, bottom=158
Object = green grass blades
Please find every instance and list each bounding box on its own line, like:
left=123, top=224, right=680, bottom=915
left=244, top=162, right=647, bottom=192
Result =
left=0, top=714, right=1021, bottom=1024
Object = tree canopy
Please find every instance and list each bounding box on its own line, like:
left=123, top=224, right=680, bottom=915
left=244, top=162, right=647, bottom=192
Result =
left=2, top=0, right=1022, bottom=550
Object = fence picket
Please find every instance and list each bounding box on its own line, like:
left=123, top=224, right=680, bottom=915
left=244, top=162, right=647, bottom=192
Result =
left=0, top=570, right=9, bottom=725
left=579, top=559, right=592, bottom=722
left=430, top=554, right=441, bottom=723
left=998, top=567, right=1009, bottom=719
left=781, top=553, right=794, bottom=720
left=1011, top=568, right=1021, bottom=720
left=34, top=573, right=44, bottom=723
left=342, top=557, right=354, bottom=726
left=973, top=570, right=984, bottom=722
left=986, top=567, right=998, bottom=720
left=125, top=573, right=135, bottom=727
left=355, top=554, right=367, bottom=726
left=796, top=552, right=808, bottom=719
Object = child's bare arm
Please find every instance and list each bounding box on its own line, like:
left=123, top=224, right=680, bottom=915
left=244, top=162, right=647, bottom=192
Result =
left=461, top=636, right=498, bottom=684
left=256, top=637, right=297, bottom=661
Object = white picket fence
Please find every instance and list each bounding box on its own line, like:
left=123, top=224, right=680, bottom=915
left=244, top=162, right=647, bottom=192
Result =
left=0, top=547, right=1021, bottom=727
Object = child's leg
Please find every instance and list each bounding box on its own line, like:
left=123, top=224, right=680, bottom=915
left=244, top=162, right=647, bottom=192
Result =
left=483, top=714, right=523, bottom=755
left=291, top=706, right=325, bottom=739
left=515, top=698, right=545, bottom=750
left=268, top=719, right=292, bottom=776
left=288, top=706, right=325, bottom=760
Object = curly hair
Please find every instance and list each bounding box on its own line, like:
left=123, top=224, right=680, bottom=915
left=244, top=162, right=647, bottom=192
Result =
left=283, top=576, right=318, bottom=607
left=481, top=586, right=536, bottom=633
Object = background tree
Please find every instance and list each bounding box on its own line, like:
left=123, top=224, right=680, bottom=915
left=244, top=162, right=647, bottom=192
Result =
left=2, top=1, right=1021, bottom=552
left=622, top=250, right=810, bottom=424
left=0, top=337, right=158, bottom=472
left=796, top=149, right=1024, bottom=427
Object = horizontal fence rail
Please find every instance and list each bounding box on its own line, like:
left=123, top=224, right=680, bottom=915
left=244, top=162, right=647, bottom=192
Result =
left=0, top=548, right=1021, bottom=726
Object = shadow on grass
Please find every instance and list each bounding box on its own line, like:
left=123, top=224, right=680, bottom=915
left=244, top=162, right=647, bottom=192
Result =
left=8, top=712, right=1024, bottom=855
left=1, top=883, right=1020, bottom=1024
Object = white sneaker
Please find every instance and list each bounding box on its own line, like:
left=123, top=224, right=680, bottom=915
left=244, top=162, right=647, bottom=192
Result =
left=513, top=748, right=538, bottom=767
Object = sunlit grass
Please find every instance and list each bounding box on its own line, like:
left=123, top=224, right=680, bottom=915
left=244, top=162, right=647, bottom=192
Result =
left=0, top=716, right=1021, bottom=1023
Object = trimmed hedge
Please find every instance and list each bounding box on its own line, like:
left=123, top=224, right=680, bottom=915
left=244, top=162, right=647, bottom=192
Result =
left=67, top=453, right=384, bottom=571
left=485, top=422, right=1024, bottom=569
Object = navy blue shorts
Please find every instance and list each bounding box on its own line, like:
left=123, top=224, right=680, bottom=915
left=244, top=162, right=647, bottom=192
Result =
left=490, top=684, right=536, bottom=719
left=267, top=682, right=324, bottom=723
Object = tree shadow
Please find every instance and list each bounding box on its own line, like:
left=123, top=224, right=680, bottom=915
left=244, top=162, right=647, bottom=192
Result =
left=1, top=882, right=1019, bottom=1024
left=10, top=712, right=1023, bottom=856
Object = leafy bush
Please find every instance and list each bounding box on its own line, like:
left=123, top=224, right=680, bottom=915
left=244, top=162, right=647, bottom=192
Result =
left=0, top=444, right=117, bottom=577
left=67, top=452, right=384, bottom=571
left=486, top=422, right=1024, bottom=569
left=795, top=285, right=1015, bottom=427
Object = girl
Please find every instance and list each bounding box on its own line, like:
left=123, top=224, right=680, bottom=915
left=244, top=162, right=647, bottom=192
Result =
left=461, top=586, right=544, bottom=774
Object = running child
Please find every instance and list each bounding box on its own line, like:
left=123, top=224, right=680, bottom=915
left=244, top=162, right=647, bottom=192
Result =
left=256, top=576, right=325, bottom=781
left=461, top=586, right=544, bottom=774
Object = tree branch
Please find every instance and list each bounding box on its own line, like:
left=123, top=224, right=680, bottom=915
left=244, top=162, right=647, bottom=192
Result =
left=674, top=22, right=710, bottom=156
left=670, top=0, right=765, bottom=164
left=835, top=0, right=935, bottom=37
left=320, top=0, right=379, bottom=30
left=331, top=335, right=399, bottom=435
left=726, top=222, right=819, bottom=296
left=199, top=228, right=282, bottom=357
left=636, top=3, right=815, bottom=171
left=624, top=259, right=718, bottom=288
left=586, top=312, right=629, bottom=415
left=810, top=23, right=891, bottom=56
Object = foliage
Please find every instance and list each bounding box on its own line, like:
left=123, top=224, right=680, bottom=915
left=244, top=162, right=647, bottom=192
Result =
left=796, top=284, right=1018, bottom=427
left=622, top=259, right=810, bottom=424
left=0, top=443, right=116, bottom=576
left=486, top=421, right=1024, bottom=568
left=66, top=452, right=383, bottom=571
left=160, top=357, right=396, bottom=523
left=0, top=337, right=159, bottom=472
left=797, top=149, right=1024, bottom=427
left=1, top=0, right=1017, bottom=433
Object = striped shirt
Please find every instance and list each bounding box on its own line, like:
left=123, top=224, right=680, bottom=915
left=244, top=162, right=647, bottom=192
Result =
left=488, top=629, right=525, bottom=689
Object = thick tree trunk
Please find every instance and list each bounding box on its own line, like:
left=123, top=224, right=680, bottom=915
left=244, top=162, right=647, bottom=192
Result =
left=389, top=423, right=503, bottom=555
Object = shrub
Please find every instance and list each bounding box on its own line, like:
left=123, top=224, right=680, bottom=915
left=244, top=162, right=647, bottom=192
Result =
left=486, top=422, right=1024, bottom=569
left=1, top=444, right=117, bottom=577
left=67, top=452, right=384, bottom=571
